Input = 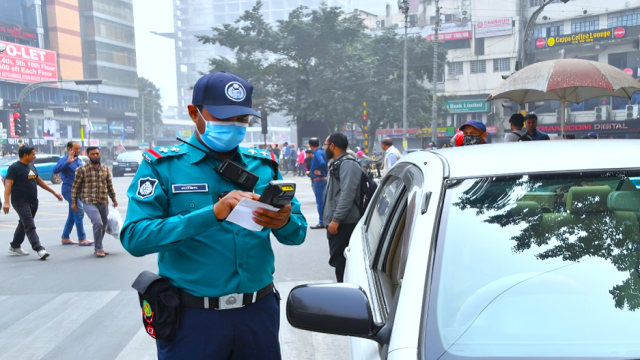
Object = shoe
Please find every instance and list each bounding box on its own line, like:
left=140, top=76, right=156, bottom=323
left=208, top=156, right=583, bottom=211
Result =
left=94, top=249, right=109, bottom=258
left=310, top=224, right=325, bottom=229
left=8, top=247, right=29, bottom=256
left=37, top=250, right=50, bottom=260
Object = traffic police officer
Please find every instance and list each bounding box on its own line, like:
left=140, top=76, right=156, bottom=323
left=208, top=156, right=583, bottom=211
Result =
left=121, top=72, right=307, bottom=359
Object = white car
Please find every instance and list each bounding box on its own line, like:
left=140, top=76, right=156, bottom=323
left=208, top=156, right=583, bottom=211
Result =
left=287, top=140, right=640, bottom=360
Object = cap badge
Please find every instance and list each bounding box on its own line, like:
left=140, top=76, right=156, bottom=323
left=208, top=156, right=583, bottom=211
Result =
left=225, top=82, right=247, bottom=102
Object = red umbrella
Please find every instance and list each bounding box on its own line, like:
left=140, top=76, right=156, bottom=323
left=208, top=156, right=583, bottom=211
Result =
left=487, top=59, right=640, bottom=135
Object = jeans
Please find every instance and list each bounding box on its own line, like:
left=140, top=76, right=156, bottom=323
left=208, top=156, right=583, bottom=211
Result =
left=327, top=224, right=357, bottom=282
left=84, top=203, right=108, bottom=250
left=10, top=200, right=44, bottom=252
left=61, top=191, right=87, bottom=241
left=312, top=179, right=327, bottom=225
left=297, top=163, right=305, bottom=176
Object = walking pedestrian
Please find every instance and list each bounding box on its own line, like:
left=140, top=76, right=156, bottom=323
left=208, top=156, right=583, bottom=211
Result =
left=4, top=146, right=63, bottom=259
left=323, top=133, right=362, bottom=282
left=121, top=71, right=307, bottom=359
left=524, top=114, right=550, bottom=140
left=71, top=147, right=118, bottom=258
left=503, top=114, right=530, bottom=142
left=296, top=147, right=305, bottom=176
left=53, top=141, right=92, bottom=246
left=380, top=138, right=401, bottom=177
left=308, top=137, right=328, bottom=229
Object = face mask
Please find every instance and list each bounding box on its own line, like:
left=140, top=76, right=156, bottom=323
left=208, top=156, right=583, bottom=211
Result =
left=196, top=108, right=247, bottom=152
left=462, top=135, right=483, bottom=146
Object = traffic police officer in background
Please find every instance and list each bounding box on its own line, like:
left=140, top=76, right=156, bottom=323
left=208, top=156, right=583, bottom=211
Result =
left=121, top=72, right=307, bottom=359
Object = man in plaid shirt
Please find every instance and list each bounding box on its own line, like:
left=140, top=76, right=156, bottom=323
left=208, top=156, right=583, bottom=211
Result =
left=71, top=147, right=118, bottom=257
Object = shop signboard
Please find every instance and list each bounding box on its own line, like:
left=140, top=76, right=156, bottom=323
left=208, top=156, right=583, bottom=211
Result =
left=424, top=23, right=472, bottom=42
left=535, top=27, right=626, bottom=50
left=375, top=128, right=420, bottom=138
left=445, top=100, right=489, bottom=113
left=0, top=21, right=37, bottom=44
left=0, top=40, right=58, bottom=83
left=475, top=18, right=513, bottom=38
left=536, top=119, right=640, bottom=133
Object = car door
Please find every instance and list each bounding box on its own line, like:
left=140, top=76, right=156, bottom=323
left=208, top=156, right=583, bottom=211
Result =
left=344, top=162, right=424, bottom=359
left=34, top=156, right=54, bottom=180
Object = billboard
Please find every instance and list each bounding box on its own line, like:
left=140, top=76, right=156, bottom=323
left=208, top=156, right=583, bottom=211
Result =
left=535, top=27, right=626, bottom=50
left=425, top=23, right=472, bottom=42
left=0, top=40, right=58, bottom=83
left=475, top=18, right=513, bottom=38
left=109, top=120, right=136, bottom=139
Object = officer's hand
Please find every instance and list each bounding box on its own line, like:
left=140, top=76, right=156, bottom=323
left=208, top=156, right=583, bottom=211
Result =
left=214, top=191, right=256, bottom=220
left=253, top=204, right=292, bottom=229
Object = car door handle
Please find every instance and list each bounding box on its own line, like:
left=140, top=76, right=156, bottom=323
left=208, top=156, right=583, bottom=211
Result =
left=344, top=246, right=352, bottom=259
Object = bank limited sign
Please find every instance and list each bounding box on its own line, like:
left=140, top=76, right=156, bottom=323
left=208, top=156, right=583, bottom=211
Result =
left=536, top=27, right=626, bottom=49
left=445, top=100, right=489, bottom=113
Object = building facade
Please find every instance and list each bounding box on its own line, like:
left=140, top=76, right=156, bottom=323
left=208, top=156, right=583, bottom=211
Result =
left=527, top=1, right=640, bottom=139
left=0, top=0, right=140, bottom=156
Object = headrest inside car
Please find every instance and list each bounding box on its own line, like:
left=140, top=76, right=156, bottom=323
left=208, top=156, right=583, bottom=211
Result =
left=566, top=186, right=612, bottom=213
left=608, top=191, right=640, bottom=212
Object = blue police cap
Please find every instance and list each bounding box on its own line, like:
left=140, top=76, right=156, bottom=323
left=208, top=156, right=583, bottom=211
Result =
left=460, top=119, right=487, bottom=133
left=192, top=72, right=261, bottom=119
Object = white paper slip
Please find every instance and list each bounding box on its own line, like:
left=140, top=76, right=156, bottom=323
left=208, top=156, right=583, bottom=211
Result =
left=226, top=198, right=280, bottom=232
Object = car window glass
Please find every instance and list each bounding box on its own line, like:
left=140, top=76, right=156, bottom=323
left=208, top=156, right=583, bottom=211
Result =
left=366, top=176, right=405, bottom=263
left=424, top=171, right=640, bottom=359
left=33, top=157, right=50, bottom=164
left=0, top=157, right=18, bottom=165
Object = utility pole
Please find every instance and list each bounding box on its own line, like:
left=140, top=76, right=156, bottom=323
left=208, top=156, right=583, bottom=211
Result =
left=141, top=91, right=145, bottom=145
left=431, top=0, right=440, bottom=145
left=399, top=0, right=409, bottom=154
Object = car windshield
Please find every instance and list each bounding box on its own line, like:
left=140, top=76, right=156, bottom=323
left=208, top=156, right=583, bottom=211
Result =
left=117, top=152, right=142, bottom=161
left=428, top=171, right=640, bottom=359
left=0, top=157, right=18, bottom=166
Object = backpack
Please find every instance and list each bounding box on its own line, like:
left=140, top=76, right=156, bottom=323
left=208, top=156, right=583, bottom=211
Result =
left=512, top=132, right=532, bottom=141
left=330, top=157, right=378, bottom=216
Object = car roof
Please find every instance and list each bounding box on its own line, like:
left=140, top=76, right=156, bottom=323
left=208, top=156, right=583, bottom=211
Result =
left=409, top=140, right=640, bottom=179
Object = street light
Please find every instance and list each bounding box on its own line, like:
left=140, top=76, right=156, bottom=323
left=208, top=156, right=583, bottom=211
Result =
left=398, top=0, right=409, bottom=154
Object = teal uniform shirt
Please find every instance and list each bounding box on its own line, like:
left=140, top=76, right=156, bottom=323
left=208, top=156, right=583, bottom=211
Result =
left=120, top=136, right=307, bottom=297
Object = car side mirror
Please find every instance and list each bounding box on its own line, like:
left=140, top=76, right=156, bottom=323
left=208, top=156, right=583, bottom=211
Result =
left=286, top=283, right=383, bottom=341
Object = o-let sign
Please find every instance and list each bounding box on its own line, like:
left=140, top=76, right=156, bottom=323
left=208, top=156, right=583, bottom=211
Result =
left=0, top=40, right=59, bottom=83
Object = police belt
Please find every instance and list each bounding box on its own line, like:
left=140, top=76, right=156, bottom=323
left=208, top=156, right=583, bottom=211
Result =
left=179, top=282, right=274, bottom=310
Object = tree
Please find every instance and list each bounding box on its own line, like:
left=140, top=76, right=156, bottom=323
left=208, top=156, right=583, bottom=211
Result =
left=135, top=77, right=163, bottom=142
left=196, top=2, right=447, bottom=152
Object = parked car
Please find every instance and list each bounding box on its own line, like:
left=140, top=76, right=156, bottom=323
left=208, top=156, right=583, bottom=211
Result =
left=287, top=140, right=640, bottom=360
left=0, top=154, right=61, bottom=184
left=112, top=151, right=143, bottom=177
left=79, top=155, right=89, bottom=165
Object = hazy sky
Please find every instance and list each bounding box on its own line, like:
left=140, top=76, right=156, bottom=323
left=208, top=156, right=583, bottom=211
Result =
left=134, top=0, right=391, bottom=109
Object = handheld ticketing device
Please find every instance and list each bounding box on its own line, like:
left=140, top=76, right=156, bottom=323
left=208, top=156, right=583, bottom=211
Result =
left=258, top=180, right=296, bottom=208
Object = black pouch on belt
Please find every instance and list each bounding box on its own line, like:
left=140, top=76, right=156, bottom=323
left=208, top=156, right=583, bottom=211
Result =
left=132, top=270, right=181, bottom=341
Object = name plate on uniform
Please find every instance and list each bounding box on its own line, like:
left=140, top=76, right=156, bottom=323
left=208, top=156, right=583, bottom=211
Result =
left=172, top=184, right=209, bottom=193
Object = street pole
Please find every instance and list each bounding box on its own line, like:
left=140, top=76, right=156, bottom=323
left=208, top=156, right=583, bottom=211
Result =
left=141, top=91, right=145, bottom=145
left=400, top=0, right=409, bottom=154
left=86, top=89, right=91, bottom=147
left=431, top=0, right=440, bottom=146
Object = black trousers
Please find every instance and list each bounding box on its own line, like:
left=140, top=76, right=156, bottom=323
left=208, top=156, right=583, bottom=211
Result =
left=327, top=223, right=357, bottom=283
left=11, top=200, right=44, bottom=252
